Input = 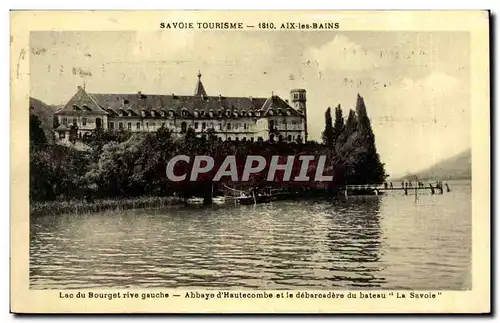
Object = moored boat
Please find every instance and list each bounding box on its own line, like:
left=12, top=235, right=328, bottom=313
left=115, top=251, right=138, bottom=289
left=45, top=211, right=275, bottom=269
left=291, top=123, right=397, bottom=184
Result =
left=212, top=196, right=226, bottom=205
left=186, top=197, right=204, bottom=205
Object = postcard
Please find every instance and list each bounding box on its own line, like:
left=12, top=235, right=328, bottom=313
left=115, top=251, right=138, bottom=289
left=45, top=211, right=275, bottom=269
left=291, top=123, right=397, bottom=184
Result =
left=10, top=10, right=490, bottom=314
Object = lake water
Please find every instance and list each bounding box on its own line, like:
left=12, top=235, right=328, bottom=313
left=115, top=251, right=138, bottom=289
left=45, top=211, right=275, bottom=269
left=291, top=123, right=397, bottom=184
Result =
left=30, top=180, right=471, bottom=290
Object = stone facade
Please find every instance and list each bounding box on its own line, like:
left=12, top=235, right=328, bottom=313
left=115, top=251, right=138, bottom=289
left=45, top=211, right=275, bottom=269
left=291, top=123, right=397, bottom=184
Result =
left=54, top=73, right=308, bottom=143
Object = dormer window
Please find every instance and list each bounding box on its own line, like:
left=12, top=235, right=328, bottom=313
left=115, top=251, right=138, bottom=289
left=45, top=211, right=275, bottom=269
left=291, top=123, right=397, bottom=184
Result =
left=181, top=109, right=189, bottom=117
left=118, top=109, right=124, bottom=117
left=287, top=109, right=292, bottom=116
left=226, top=110, right=231, bottom=117
left=233, top=111, right=238, bottom=118
left=151, top=110, right=156, bottom=117
left=194, top=109, right=199, bottom=117
left=255, top=111, right=261, bottom=117
left=168, top=110, right=175, bottom=117
left=218, top=109, right=223, bottom=117
left=72, top=104, right=80, bottom=111
left=128, top=109, right=134, bottom=116
left=160, top=110, right=166, bottom=117
left=278, top=108, right=282, bottom=115
left=241, top=111, right=247, bottom=117
left=248, top=111, right=253, bottom=117
left=208, top=110, right=214, bottom=117
left=200, top=110, right=206, bottom=117
left=141, top=110, right=147, bottom=117
left=268, top=109, right=275, bottom=116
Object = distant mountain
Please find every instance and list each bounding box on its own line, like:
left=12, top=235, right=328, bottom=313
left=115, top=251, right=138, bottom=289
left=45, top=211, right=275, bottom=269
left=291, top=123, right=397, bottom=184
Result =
left=29, top=97, right=57, bottom=143
left=401, top=148, right=471, bottom=181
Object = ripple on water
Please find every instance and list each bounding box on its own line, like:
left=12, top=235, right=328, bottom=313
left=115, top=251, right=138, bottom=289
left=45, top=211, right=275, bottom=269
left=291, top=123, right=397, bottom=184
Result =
left=30, top=181, right=472, bottom=290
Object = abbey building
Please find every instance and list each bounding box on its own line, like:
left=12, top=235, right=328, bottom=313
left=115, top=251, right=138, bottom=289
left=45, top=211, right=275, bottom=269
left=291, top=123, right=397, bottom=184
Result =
left=54, top=72, right=308, bottom=143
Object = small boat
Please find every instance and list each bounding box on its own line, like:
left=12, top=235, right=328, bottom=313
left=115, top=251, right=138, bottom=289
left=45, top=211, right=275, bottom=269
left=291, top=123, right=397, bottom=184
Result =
left=212, top=196, right=226, bottom=205
left=186, top=197, right=204, bottom=205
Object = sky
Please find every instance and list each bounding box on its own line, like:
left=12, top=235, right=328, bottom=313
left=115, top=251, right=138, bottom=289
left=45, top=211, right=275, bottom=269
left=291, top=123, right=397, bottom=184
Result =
left=30, top=30, right=470, bottom=178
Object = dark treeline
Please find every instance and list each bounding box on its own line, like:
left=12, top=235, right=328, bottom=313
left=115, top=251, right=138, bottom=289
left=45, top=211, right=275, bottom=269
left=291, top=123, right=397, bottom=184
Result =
left=30, top=93, right=387, bottom=202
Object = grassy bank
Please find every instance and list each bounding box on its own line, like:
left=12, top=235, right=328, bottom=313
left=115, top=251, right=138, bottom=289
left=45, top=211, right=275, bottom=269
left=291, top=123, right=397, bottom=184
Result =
left=30, top=196, right=185, bottom=217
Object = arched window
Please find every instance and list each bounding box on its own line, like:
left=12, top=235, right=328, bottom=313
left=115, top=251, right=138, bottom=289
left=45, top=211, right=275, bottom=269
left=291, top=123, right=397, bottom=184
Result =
left=181, top=109, right=188, bottom=117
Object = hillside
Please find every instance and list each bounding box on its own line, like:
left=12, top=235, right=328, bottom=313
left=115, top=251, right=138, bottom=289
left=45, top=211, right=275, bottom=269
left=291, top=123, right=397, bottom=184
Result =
left=401, top=148, right=471, bottom=181
left=29, top=97, right=57, bottom=143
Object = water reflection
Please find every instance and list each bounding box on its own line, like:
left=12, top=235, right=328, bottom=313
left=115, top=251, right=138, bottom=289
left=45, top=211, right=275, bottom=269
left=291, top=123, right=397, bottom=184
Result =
left=30, top=182, right=471, bottom=290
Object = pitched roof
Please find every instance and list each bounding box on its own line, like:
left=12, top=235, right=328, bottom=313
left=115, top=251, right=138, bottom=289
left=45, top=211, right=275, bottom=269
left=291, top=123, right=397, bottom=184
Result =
left=194, top=71, right=207, bottom=97
left=55, top=87, right=108, bottom=115
left=55, top=73, right=305, bottom=118
left=54, top=124, right=69, bottom=131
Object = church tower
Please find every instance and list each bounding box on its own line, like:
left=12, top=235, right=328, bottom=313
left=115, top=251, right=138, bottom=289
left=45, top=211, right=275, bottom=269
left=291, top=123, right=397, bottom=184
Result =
left=290, top=89, right=307, bottom=142
left=194, top=70, right=207, bottom=97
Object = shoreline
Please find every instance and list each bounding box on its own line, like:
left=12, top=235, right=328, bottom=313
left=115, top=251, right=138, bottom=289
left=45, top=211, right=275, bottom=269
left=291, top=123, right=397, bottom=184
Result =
left=30, top=196, right=185, bottom=217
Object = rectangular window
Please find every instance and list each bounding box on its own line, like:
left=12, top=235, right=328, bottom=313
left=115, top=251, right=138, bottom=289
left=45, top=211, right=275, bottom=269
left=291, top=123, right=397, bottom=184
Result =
left=219, top=123, right=222, bottom=130
left=62, top=118, right=68, bottom=126
left=194, top=122, right=199, bottom=130
left=119, top=122, right=124, bottom=130
left=202, top=122, right=206, bottom=130
left=82, top=118, right=87, bottom=126
left=136, top=122, right=141, bottom=130
left=127, top=122, right=132, bottom=130
left=59, top=131, right=65, bottom=139
left=235, top=123, right=239, bottom=130
left=244, top=123, right=248, bottom=130
left=72, top=118, right=77, bottom=125
left=227, top=123, right=231, bottom=130
left=109, top=122, right=115, bottom=129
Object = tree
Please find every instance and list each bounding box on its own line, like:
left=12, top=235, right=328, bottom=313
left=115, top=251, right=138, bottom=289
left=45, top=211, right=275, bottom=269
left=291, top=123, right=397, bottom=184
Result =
left=30, top=114, right=47, bottom=145
left=333, top=104, right=344, bottom=141
left=322, top=107, right=334, bottom=148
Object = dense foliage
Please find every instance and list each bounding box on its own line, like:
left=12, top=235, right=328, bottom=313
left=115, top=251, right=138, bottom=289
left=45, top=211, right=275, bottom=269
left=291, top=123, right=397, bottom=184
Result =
left=29, top=94, right=387, bottom=202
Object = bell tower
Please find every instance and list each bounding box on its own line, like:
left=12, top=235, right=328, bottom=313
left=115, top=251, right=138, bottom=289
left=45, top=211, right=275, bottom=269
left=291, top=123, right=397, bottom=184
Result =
left=290, top=89, right=307, bottom=142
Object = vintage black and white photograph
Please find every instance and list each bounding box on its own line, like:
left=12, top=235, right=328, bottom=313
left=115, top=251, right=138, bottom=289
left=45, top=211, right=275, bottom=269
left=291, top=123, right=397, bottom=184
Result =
left=26, top=27, right=476, bottom=292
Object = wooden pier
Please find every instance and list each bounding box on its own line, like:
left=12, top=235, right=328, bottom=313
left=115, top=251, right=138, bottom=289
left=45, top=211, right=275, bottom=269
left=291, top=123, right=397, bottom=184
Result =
left=344, top=182, right=448, bottom=196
